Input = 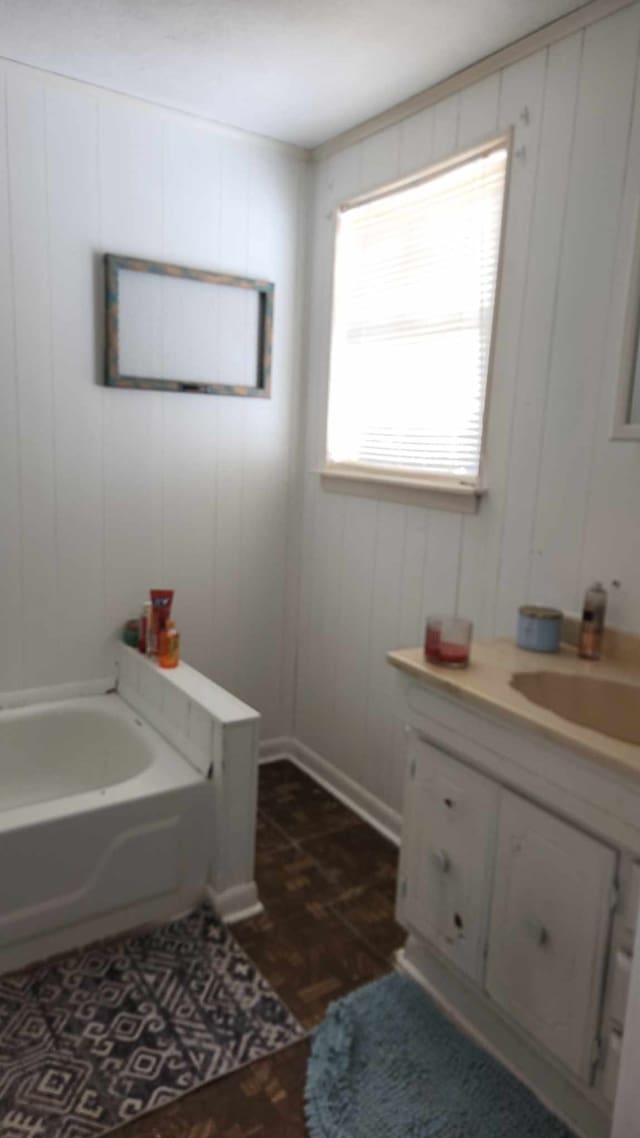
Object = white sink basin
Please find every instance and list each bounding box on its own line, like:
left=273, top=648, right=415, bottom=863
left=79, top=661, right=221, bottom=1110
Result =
left=511, top=672, right=640, bottom=745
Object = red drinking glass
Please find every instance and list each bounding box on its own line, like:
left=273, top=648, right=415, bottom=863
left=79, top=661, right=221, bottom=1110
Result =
left=424, top=616, right=472, bottom=667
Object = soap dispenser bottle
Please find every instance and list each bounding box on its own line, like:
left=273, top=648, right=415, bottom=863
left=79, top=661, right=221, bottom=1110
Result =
left=578, top=582, right=607, bottom=660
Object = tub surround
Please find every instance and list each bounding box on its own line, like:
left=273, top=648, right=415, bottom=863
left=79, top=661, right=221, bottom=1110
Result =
left=0, top=676, right=117, bottom=710
left=117, top=644, right=262, bottom=923
left=0, top=692, right=211, bottom=976
left=389, top=635, right=640, bottom=1138
left=0, top=652, right=262, bottom=975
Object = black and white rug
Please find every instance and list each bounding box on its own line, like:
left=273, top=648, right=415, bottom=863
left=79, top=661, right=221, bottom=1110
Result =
left=0, top=903, right=305, bottom=1138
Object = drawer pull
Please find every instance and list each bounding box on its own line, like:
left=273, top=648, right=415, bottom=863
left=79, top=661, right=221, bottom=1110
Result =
left=432, top=848, right=451, bottom=874
left=525, top=917, right=549, bottom=947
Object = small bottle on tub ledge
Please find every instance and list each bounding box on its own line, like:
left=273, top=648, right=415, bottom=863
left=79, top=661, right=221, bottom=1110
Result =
left=138, top=600, right=152, bottom=655
left=150, top=588, right=174, bottom=656
left=159, top=619, right=180, bottom=668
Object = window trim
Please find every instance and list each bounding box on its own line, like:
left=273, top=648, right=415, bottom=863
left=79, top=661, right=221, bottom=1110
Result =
left=319, top=464, right=484, bottom=514
left=321, top=130, right=513, bottom=505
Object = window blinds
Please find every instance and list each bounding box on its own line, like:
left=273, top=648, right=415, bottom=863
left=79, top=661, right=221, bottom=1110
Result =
left=325, top=144, right=508, bottom=484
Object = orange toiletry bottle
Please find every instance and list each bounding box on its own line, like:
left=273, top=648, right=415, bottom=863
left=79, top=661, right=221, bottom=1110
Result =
left=159, top=620, right=180, bottom=668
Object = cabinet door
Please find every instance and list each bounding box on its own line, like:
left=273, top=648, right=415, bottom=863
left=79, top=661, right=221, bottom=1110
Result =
left=486, top=791, right=616, bottom=1079
left=400, top=737, right=498, bottom=982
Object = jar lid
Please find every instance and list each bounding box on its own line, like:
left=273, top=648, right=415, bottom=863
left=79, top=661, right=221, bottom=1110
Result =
left=519, top=605, right=563, bottom=620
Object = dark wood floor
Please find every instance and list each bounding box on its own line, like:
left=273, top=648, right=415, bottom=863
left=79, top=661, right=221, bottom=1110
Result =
left=113, top=759, right=404, bottom=1138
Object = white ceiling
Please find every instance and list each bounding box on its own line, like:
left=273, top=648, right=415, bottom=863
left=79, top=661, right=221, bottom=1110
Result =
left=0, top=0, right=591, bottom=148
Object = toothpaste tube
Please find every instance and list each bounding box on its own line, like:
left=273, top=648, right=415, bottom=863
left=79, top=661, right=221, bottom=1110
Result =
left=149, top=589, right=174, bottom=657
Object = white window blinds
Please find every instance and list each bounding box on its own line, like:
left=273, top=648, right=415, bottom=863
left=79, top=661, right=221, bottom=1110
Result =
left=325, top=143, right=508, bottom=486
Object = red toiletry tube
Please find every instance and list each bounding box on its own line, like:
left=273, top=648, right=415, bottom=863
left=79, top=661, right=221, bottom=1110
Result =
left=150, top=589, right=174, bottom=657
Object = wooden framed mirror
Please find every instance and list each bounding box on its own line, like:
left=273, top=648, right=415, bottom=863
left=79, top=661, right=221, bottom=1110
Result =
left=105, top=254, right=274, bottom=397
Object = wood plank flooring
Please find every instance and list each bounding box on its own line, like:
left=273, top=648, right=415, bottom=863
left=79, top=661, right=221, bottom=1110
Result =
left=112, top=759, right=403, bottom=1138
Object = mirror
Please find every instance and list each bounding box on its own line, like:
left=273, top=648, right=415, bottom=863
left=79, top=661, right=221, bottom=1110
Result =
left=613, top=204, right=640, bottom=439
left=105, top=255, right=274, bottom=397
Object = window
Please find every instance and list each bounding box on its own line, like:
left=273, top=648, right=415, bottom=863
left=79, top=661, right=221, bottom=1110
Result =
left=324, top=138, right=509, bottom=501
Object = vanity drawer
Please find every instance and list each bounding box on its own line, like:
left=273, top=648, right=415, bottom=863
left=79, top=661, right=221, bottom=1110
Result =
left=400, top=738, right=498, bottom=983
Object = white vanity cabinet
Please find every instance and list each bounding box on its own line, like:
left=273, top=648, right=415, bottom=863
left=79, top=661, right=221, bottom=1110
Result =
left=390, top=649, right=640, bottom=1138
left=399, top=736, right=616, bottom=1080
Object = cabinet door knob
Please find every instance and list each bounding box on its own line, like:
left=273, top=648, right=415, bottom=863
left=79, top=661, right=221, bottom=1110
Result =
left=432, top=848, right=451, bottom=874
left=524, top=917, right=549, bottom=947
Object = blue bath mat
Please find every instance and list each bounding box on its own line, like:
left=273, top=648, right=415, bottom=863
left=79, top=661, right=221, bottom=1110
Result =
left=305, top=973, right=576, bottom=1137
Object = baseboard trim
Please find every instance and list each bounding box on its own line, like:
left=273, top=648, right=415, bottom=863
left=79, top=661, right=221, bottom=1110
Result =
left=259, top=737, right=294, bottom=763
left=259, top=735, right=401, bottom=845
left=207, top=882, right=263, bottom=925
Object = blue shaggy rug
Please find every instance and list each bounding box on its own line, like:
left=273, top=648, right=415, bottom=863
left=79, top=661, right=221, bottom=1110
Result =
left=305, top=974, right=576, bottom=1137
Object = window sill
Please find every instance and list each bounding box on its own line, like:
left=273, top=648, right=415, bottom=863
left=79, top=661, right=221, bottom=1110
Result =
left=318, top=467, right=485, bottom=513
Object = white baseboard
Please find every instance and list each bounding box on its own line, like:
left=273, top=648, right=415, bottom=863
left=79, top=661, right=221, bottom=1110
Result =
left=259, top=737, right=294, bottom=763
left=207, top=881, right=263, bottom=925
left=259, top=735, right=401, bottom=845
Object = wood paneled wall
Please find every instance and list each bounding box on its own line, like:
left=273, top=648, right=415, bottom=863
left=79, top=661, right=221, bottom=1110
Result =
left=0, top=61, right=308, bottom=741
left=296, top=4, right=640, bottom=813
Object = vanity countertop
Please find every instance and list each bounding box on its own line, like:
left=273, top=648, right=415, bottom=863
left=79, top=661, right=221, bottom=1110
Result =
left=387, top=639, right=640, bottom=779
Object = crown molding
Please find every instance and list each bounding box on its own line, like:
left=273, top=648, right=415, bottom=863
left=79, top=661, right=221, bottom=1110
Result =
left=312, top=0, right=637, bottom=162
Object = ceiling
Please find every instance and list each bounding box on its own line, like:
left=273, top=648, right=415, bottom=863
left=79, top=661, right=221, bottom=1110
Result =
left=0, top=0, right=592, bottom=148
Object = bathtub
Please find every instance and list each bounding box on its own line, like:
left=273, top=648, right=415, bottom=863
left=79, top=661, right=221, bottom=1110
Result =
left=0, top=654, right=261, bottom=974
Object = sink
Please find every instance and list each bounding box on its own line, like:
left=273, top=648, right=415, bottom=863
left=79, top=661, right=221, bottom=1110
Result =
left=511, top=672, right=640, bottom=745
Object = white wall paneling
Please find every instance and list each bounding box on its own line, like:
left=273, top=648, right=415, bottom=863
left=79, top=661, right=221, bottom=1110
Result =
left=493, top=33, right=583, bottom=635
left=457, top=52, right=547, bottom=635
left=579, top=13, right=640, bottom=631
left=0, top=72, right=24, bottom=692
left=6, top=70, right=59, bottom=689
left=528, top=6, right=640, bottom=609
left=3, top=1, right=640, bottom=822
left=0, top=60, right=307, bottom=745
left=47, top=84, right=104, bottom=684
left=295, top=2, right=640, bottom=815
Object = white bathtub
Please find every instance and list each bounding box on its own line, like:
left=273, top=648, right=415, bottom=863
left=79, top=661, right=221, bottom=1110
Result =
left=1, top=696, right=165, bottom=811
left=0, top=662, right=261, bottom=974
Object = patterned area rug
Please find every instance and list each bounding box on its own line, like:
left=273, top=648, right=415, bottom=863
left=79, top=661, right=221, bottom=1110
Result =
left=0, top=903, right=305, bottom=1138
left=305, top=973, right=577, bottom=1137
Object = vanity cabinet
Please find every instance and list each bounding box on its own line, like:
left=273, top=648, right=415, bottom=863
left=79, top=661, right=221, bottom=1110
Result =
left=486, top=791, right=615, bottom=1079
left=390, top=642, right=640, bottom=1137
left=400, top=737, right=616, bottom=1080
left=402, top=736, right=497, bottom=983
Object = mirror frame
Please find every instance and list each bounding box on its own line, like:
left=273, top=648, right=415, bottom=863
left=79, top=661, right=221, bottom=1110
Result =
left=612, top=200, right=640, bottom=440
left=104, top=253, right=274, bottom=398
